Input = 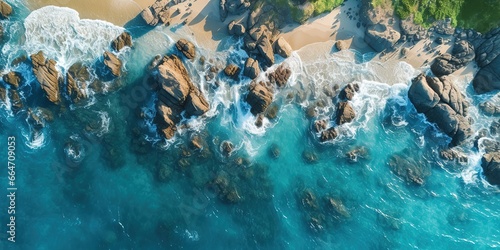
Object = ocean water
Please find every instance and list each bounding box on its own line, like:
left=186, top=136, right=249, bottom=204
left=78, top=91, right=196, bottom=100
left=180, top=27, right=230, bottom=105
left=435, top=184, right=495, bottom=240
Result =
left=0, top=2, right=499, bottom=249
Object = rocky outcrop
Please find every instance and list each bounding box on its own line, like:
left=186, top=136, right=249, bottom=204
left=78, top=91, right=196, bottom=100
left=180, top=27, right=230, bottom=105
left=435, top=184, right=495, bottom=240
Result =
left=152, top=55, right=209, bottom=139
left=431, top=40, right=475, bottom=77
left=103, top=51, right=122, bottom=77
left=8, top=89, right=23, bottom=113
left=176, top=39, right=196, bottom=60
left=273, top=37, right=292, bottom=58
left=480, top=101, right=500, bottom=116
left=408, top=74, right=472, bottom=146
left=3, top=71, right=21, bottom=89
left=268, top=63, right=291, bottom=88
left=388, top=153, right=429, bottom=185
left=339, top=83, right=359, bottom=101
left=224, top=63, right=240, bottom=78
left=335, top=40, right=348, bottom=51
left=481, top=152, right=500, bottom=185
left=246, top=81, right=273, bottom=115
left=0, top=1, right=12, bottom=19
left=112, top=32, right=132, bottom=52
left=219, top=0, right=251, bottom=21
left=141, top=0, right=171, bottom=26
left=320, top=127, right=338, bottom=142
left=243, top=58, right=260, bottom=79
left=66, top=63, right=89, bottom=103
left=30, top=51, right=61, bottom=104
left=336, top=102, right=355, bottom=125
left=364, top=24, right=400, bottom=52
left=228, top=20, right=246, bottom=36
left=472, top=28, right=500, bottom=94
left=0, top=85, right=5, bottom=104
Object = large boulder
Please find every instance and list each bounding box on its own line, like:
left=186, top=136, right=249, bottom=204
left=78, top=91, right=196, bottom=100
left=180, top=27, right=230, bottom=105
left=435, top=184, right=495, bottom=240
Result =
left=336, top=102, right=355, bottom=125
left=224, top=63, right=240, bottom=78
left=364, top=24, right=400, bottom=52
left=481, top=152, right=500, bottom=185
left=141, top=0, right=171, bottom=26
left=112, top=32, right=133, bottom=52
left=246, top=81, right=273, bottom=115
left=268, top=63, right=291, bottom=88
left=431, top=40, right=475, bottom=77
left=0, top=1, right=12, bottom=19
left=320, top=127, right=338, bottom=142
left=176, top=39, right=196, bottom=60
left=339, top=83, right=359, bottom=101
left=472, top=28, right=500, bottom=94
left=66, top=63, right=89, bottom=103
left=3, top=71, right=22, bottom=89
left=30, top=51, right=61, bottom=104
left=243, top=58, right=260, bottom=79
left=152, top=55, right=209, bottom=139
left=245, top=25, right=275, bottom=67
left=408, top=74, right=472, bottom=146
left=103, top=51, right=122, bottom=77
left=273, top=37, right=292, bottom=58
left=219, top=0, right=251, bottom=21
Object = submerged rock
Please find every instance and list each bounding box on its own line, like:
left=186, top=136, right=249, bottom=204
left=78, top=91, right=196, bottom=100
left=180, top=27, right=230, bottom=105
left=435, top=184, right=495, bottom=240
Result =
left=221, top=141, right=234, bottom=157
left=431, top=40, right=475, bottom=77
left=246, top=81, right=273, bottom=115
left=103, top=51, right=122, bottom=77
left=0, top=85, right=5, bottom=104
left=111, top=32, right=132, bottom=52
left=244, top=57, right=260, bottom=79
left=346, top=146, right=369, bottom=163
left=388, top=153, right=429, bottom=185
left=152, top=55, right=209, bottom=139
left=8, top=89, right=23, bottom=113
left=30, top=51, right=61, bottom=104
left=268, top=63, right=291, bottom=88
left=408, top=74, right=472, bottom=146
left=176, top=39, right=196, bottom=60
left=481, top=152, right=500, bottom=185
left=336, top=102, right=355, bottom=125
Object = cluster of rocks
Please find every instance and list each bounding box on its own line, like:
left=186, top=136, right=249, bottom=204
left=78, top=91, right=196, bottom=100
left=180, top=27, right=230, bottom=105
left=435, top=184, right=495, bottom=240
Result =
left=360, top=0, right=401, bottom=52
left=408, top=74, right=472, bottom=146
left=430, top=40, right=475, bottom=77
left=388, top=151, right=430, bottom=185
left=141, top=0, right=172, bottom=26
left=472, top=28, right=500, bottom=94
left=219, top=0, right=251, bottom=22
left=149, top=48, right=209, bottom=139
left=314, top=83, right=358, bottom=142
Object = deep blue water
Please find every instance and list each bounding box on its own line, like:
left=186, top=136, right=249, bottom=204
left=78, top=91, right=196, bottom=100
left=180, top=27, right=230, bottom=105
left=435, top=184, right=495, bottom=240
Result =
left=0, top=2, right=499, bottom=249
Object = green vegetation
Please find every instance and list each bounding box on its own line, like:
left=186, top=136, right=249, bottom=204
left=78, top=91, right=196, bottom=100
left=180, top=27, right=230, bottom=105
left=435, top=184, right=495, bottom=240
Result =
left=310, top=0, right=344, bottom=15
left=268, top=0, right=344, bottom=23
left=389, top=0, right=500, bottom=32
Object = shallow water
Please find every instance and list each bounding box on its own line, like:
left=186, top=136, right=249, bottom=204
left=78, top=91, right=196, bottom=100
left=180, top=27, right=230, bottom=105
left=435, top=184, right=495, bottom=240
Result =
left=0, top=2, right=499, bottom=249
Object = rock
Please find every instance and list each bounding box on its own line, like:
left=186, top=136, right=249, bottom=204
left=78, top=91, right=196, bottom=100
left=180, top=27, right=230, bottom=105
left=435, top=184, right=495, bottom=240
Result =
left=320, top=127, right=338, bottom=142
left=440, top=148, right=468, bottom=164
left=246, top=81, right=273, bottom=115
left=273, top=37, right=292, bottom=58
left=257, top=35, right=275, bottom=66
left=326, top=197, right=350, bottom=218
left=246, top=25, right=275, bottom=66
left=2, top=71, right=22, bottom=89
left=224, top=63, right=240, bottom=78
left=141, top=0, right=171, bottom=26
left=265, top=103, right=279, bottom=119
left=219, top=0, right=228, bottom=21
left=481, top=152, right=500, bottom=185
left=472, top=28, right=500, bottom=94
left=479, top=101, right=500, bottom=116
left=268, top=63, right=291, bottom=88
left=221, top=141, right=234, bottom=156
left=339, top=83, right=359, bottom=101
left=408, top=74, right=472, bottom=146
left=490, top=119, right=500, bottom=135
left=103, top=51, right=122, bottom=77
left=346, top=146, right=369, bottom=163
left=314, top=120, right=327, bottom=132
left=243, top=58, right=260, bottom=79
left=431, top=40, right=475, bottom=77
left=0, top=1, right=12, bottom=19
left=66, top=63, right=89, bottom=103
left=336, top=40, right=348, bottom=51
left=302, top=150, right=318, bottom=164
left=255, top=114, right=264, bottom=127
left=227, top=20, right=246, bottom=35
left=364, top=24, right=400, bottom=52
left=219, top=0, right=250, bottom=21
left=269, top=143, right=280, bottom=158
left=176, top=39, right=196, bottom=60
left=111, top=32, right=132, bottom=52
left=0, top=85, right=5, bottom=104
left=30, top=51, right=61, bottom=104
left=388, top=154, right=429, bottom=185
left=336, top=102, right=355, bottom=125
left=8, top=89, right=23, bottom=113
left=153, top=55, right=209, bottom=139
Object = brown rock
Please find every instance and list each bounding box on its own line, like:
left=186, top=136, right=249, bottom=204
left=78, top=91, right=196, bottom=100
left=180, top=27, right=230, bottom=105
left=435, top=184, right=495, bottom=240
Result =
left=314, top=120, right=327, bottom=132
left=0, top=1, right=12, bottom=19
left=228, top=20, right=246, bottom=35
left=176, top=39, right=196, bottom=60
left=273, top=37, right=292, bottom=58
left=336, top=40, right=348, bottom=51
left=268, top=63, right=291, bottom=88
left=224, top=63, right=240, bottom=78
left=336, top=102, right=355, bottom=125
left=3, top=71, right=21, bottom=89
left=320, top=127, right=338, bottom=142
left=246, top=81, right=273, bottom=115
left=8, top=89, right=23, bottom=113
left=339, top=83, right=359, bottom=101
left=30, top=51, right=61, bottom=104
left=112, top=32, right=133, bottom=52
left=221, top=141, right=234, bottom=156
left=66, top=63, right=89, bottom=103
left=0, top=85, right=5, bottom=104
left=243, top=57, right=260, bottom=79
left=103, top=51, right=122, bottom=77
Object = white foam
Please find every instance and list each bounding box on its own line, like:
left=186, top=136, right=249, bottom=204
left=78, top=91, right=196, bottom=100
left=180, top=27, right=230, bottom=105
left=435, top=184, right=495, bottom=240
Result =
left=23, top=6, right=124, bottom=70
left=95, top=111, right=110, bottom=137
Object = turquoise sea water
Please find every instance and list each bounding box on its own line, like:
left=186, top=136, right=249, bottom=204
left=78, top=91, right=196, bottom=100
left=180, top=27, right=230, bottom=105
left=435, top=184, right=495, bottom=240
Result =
left=0, top=2, right=499, bottom=249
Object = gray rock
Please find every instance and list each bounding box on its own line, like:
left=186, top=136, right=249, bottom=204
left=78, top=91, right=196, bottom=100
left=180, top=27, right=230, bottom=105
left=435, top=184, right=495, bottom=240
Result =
left=228, top=20, right=246, bottom=36
left=481, top=152, right=500, bottom=185
left=273, top=37, right=292, bottom=58
left=243, top=58, right=260, bottom=79
left=246, top=81, right=273, bottom=115
left=431, top=40, right=475, bottom=77
left=364, top=24, right=400, bottom=52
left=472, top=28, right=500, bottom=94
